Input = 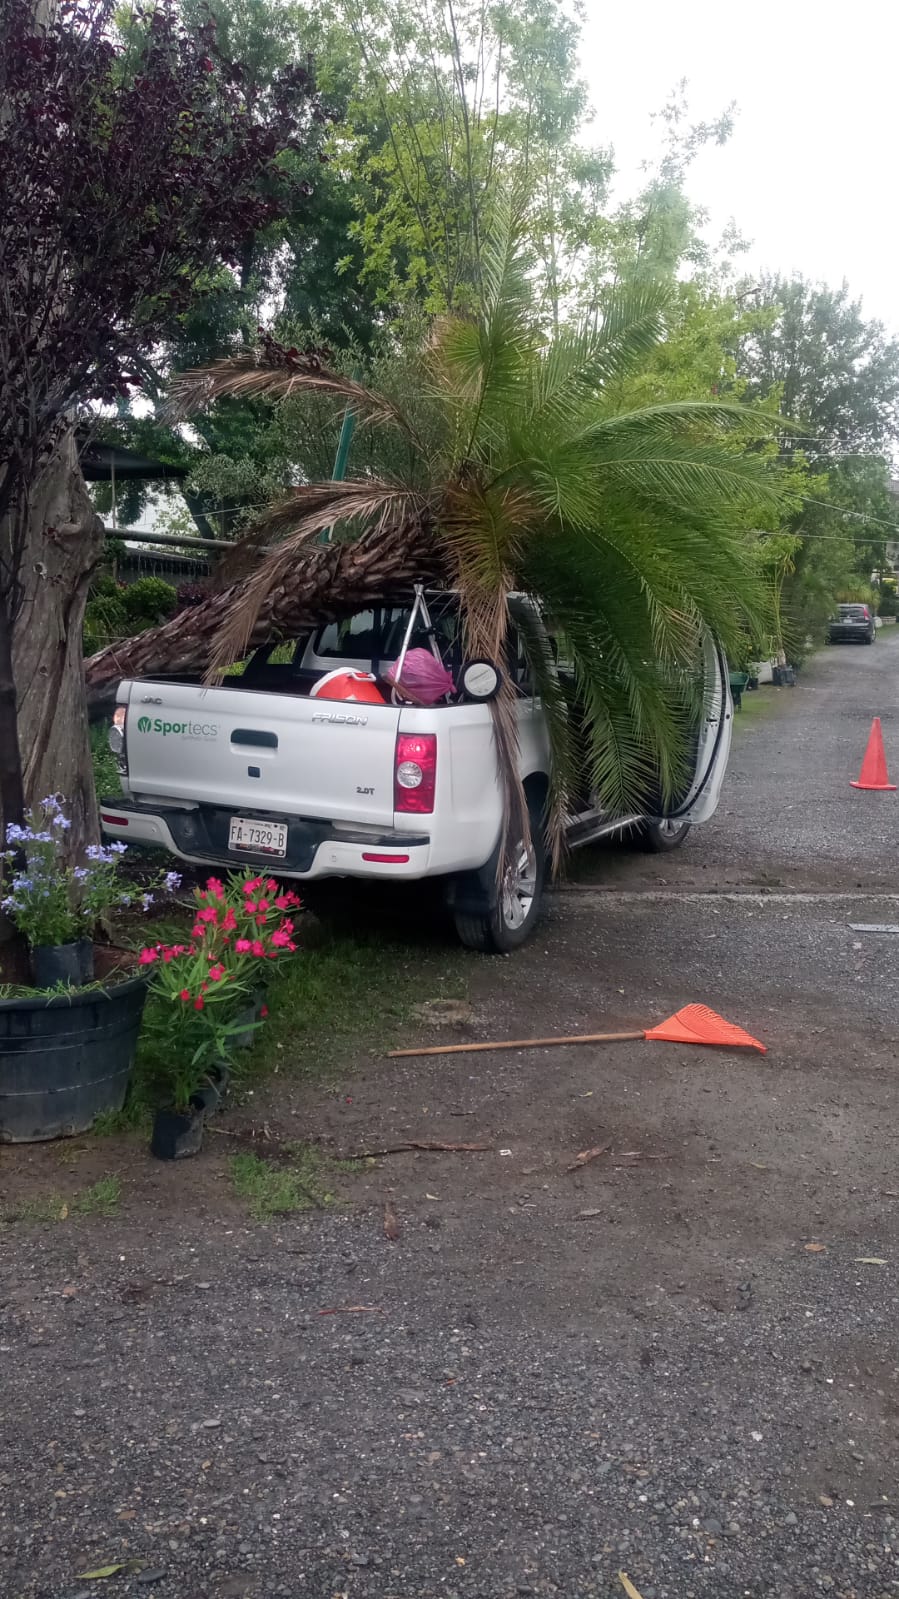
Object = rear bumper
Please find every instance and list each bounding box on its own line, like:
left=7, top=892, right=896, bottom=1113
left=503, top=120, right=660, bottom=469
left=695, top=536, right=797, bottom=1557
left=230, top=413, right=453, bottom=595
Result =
left=100, top=798, right=432, bottom=880
left=828, top=626, right=873, bottom=642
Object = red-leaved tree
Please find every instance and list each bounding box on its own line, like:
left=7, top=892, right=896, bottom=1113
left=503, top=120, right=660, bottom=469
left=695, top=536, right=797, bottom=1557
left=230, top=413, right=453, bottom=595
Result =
left=0, top=0, right=328, bottom=879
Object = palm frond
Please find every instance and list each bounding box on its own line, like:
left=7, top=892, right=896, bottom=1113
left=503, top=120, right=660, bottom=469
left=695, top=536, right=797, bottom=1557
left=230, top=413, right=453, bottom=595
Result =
left=166, top=357, right=421, bottom=445
left=525, top=283, right=671, bottom=428
left=439, top=473, right=537, bottom=871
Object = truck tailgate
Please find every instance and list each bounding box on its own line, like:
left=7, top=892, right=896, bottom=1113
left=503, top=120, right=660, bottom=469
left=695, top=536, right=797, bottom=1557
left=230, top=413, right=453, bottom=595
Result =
left=123, top=682, right=402, bottom=827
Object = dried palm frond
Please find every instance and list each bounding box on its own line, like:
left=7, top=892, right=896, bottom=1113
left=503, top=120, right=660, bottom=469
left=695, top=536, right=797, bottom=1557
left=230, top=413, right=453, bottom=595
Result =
left=166, top=355, right=422, bottom=446
left=440, top=474, right=541, bottom=875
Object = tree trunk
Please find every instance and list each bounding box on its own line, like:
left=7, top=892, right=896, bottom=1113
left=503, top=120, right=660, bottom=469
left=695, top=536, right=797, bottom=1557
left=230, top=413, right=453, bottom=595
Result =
left=1, top=431, right=104, bottom=849
left=85, top=519, right=445, bottom=713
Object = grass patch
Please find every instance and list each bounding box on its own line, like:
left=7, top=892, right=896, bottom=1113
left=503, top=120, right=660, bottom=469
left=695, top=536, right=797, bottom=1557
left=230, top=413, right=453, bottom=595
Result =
left=4, top=1175, right=121, bottom=1224
left=731, top=683, right=785, bottom=733
left=230, top=1146, right=344, bottom=1218
left=91, top=720, right=122, bottom=799
left=89, top=896, right=470, bottom=1137
left=257, top=920, right=469, bottom=1082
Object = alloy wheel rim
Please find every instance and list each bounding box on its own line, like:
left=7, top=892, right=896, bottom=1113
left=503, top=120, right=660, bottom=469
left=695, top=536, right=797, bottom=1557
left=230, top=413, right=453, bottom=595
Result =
left=501, top=840, right=537, bottom=929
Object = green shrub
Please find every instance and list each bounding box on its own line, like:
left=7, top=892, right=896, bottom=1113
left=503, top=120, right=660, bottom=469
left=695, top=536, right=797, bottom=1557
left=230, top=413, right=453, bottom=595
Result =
left=121, top=576, right=177, bottom=627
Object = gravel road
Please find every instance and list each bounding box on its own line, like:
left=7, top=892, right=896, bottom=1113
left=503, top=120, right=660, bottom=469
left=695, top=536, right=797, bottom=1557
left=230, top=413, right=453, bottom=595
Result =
left=3, top=640, right=899, bottom=1599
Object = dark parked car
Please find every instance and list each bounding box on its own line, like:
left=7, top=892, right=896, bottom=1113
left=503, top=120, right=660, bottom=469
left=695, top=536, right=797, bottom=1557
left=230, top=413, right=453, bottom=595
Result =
left=827, top=602, right=875, bottom=644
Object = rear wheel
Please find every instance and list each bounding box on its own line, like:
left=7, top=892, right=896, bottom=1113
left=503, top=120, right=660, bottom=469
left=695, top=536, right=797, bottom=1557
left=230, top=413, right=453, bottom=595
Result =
left=453, top=797, right=546, bottom=953
left=641, top=817, right=692, bottom=853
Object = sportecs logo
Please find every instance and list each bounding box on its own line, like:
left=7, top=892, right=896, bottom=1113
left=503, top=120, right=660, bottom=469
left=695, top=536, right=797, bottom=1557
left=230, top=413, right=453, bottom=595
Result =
left=135, top=716, right=219, bottom=739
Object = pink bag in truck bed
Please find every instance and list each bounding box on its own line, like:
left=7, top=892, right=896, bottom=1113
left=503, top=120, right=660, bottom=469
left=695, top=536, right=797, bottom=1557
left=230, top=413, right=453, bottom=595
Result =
left=384, top=648, right=455, bottom=705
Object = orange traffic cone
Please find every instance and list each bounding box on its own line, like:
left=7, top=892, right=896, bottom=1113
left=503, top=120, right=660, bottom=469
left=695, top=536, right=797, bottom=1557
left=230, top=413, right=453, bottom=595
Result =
left=850, top=717, right=896, bottom=791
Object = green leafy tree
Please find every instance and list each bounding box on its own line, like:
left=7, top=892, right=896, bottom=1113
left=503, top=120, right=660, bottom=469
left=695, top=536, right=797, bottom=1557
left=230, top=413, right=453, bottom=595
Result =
left=734, top=275, right=899, bottom=460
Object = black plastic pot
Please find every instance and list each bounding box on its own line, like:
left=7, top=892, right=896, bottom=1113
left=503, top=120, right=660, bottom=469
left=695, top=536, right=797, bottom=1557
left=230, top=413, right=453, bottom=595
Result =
left=0, top=974, right=148, bottom=1143
left=31, top=938, right=94, bottom=989
left=231, top=991, right=266, bottom=1050
left=150, top=1104, right=205, bottom=1160
left=189, top=1062, right=229, bottom=1116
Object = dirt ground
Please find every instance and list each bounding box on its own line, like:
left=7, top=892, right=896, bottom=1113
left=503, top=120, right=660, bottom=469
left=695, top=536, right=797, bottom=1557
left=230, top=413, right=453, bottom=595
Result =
left=3, top=639, right=899, bottom=1599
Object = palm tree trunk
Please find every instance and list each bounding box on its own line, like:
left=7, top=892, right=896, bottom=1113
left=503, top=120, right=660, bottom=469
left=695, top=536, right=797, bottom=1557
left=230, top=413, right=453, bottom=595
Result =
left=85, top=520, right=446, bottom=714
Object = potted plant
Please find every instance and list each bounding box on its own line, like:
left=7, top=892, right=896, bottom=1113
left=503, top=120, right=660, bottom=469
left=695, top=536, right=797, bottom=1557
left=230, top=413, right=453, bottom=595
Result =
left=140, top=873, right=300, bottom=1159
left=0, top=798, right=183, bottom=1142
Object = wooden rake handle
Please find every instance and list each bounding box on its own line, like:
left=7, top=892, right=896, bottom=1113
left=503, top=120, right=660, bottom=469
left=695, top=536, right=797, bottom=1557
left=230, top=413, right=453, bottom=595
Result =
left=387, top=1030, right=645, bottom=1059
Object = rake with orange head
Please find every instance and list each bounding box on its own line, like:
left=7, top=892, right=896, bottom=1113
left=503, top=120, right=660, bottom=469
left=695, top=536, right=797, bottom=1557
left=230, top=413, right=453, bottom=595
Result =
left=387, top=1004, right=766, bottom=1059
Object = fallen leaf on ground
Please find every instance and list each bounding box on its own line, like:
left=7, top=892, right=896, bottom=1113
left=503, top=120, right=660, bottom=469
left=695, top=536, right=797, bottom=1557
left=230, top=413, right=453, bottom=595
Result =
left=425, top=1193, right=440, bottom=1200
left=61, top=1284, right=77, bottom=1297
left=566, top=1142, right=610, bottom=1173
left=804, top=1242, right=828, bottom=1253
left=383, top=1200, right=400, bottom=1241
left=59, top=1203, right=68, bottom=1220
left=855, top=1256, right=887, bottom=1265
left=75, top=1565, right=127, bottom=1580
left=578, top=1209, right=603, bottom=1218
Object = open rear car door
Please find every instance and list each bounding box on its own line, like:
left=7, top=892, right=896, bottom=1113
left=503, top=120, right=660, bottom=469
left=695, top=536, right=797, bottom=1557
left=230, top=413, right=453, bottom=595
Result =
left=647, top=632, right=733, bottom=827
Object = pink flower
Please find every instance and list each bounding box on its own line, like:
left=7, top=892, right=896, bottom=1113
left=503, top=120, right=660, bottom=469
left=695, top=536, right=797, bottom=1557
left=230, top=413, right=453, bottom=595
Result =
left=180, top=988, right=191, bottom=1002
left=271, top=929, right=291, bottom=948
left=222, top=908, right=237, bottom=932
left=205, top=877, right=225, bottom=900
left=254, top=912, right=267, bottom=926
left=260, top=1004, right=269, bottom=1018
left=235, top=938, right=252, bottom=953
left=138, top=947, right=159, bottom=965
left=197, top=906, right=218, bottom=924
left=257, top=897, right=270, bottom=912
left=244, top=900, right=257, bottom=914
left=194, top=996, right=205, bottom=1011
left=244, top=877, right=263, bottom=892
left=192, top=922, right=204, bottom=939
left=266, top=878, right=278, bottom=893
left=251, top=940, right=265, bottom=957
left=208, top=963, right=226, bottom=982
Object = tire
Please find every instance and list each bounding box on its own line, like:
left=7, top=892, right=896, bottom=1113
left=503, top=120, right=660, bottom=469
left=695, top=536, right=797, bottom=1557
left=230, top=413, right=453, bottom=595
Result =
left=641, top=817, right=692, bottom=853
left=453, top=795, right=546, bottom=953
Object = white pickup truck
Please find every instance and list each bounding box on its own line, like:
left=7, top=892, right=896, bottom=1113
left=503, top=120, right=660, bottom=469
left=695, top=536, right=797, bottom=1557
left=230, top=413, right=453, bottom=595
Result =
left=102, top=594, right=733, bottom=951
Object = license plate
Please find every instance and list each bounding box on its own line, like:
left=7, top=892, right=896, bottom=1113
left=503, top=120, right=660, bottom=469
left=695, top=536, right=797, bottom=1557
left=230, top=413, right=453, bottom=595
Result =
left=227, top=817, right=288, bottom=857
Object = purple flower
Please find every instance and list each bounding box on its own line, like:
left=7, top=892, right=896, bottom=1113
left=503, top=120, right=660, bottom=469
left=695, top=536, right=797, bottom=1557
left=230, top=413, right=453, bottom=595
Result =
left=141, top=892, right=155, bottom=911
left=163, top=871, right=182, bottom=892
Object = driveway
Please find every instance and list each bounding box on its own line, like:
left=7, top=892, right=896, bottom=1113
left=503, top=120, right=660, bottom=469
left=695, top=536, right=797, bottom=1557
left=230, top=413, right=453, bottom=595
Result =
left=3, top=641, right=899, bottom=1599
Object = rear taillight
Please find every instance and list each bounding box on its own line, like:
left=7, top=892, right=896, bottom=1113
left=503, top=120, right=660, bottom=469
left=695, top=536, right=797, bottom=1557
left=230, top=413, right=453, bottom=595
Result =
left=394, top=733, right=437, bottom=813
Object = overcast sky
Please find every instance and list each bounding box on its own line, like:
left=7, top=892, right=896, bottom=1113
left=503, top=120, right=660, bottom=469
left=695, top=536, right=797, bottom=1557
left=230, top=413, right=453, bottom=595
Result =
left=581, top=0, right=899, bottom=333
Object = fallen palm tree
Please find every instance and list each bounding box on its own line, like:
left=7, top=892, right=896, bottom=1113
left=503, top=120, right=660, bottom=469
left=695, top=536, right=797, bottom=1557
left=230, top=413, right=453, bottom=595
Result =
left=86, top=210, right=788, bottom=859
